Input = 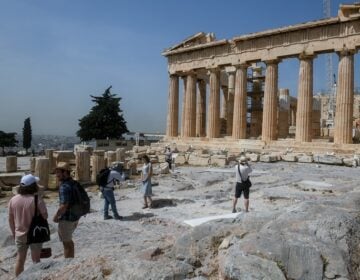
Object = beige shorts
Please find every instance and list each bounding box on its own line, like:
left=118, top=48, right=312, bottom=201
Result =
left=15, top=235, right=43, bottom=252
left=58, top=220, right=78, bottom=243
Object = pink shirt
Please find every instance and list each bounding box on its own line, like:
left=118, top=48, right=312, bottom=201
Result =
left=8, top=194, right=48, bottom=237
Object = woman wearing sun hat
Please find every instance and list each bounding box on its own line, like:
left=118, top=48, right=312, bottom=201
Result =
left=8, top=174, right=48, bottom=277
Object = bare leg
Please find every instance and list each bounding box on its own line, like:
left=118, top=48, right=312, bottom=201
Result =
left=147, top=197, right=153, bottom=208
left=30, top=248, right=41, bottom=263
left=232, top=197, right=238, bottom=212
left=143, top=197, right=148, bottom=208
left=63, top=241, right=74, bottom=258
left=244, top=199, right=249, bottom=212
left=15, top=250, right=27, bottom=277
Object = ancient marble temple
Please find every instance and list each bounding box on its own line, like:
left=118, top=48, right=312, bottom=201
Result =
left=162, top=4, right=360, bottom=148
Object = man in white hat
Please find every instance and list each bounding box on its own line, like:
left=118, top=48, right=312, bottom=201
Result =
left=233, top=155, right=252, bottom=213
left=8, top=174, right=48, bottom=276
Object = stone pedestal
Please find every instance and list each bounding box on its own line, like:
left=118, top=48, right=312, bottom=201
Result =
left=30, top=157, right=36, bottom=173
left=262, top=60, right=279, bottom=142
left=106, top=151, right=117, bottom=167
left=166, top=74, right=179, bottom=137
left=6, top=156, right=17, bottom=173
left=75, top=151, right=90, bottom=183
left=91, top=150, right=105, bottom=183
left=45, top=149, right=56, bottom=173
left=35, top=158, right=50, bottom=188
left=116, top=148, right=126, bottom=162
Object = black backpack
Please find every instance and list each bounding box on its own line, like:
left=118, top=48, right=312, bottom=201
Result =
left=69, top=180, right=90, bottom=219
left=96, top=168, right=111, bottom=187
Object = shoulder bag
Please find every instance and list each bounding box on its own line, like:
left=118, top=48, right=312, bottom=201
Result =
left=27, top=195, right=50, bottom=244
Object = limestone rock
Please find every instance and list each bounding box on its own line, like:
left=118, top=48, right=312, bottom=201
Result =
left=281, top=153, right=298, bottom=162
left=210, top=155, right=227, bottom=167
left=260, top=154, right=278, bottom=163
left=298, top=154, right=313, bottom=163
left=188, top=154, right=210, bottom=166
left=313, top=154, right=343, bottom=165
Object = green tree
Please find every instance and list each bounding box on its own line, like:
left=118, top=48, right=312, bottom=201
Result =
left=0, top=131, right=18, bottom=156
left=77, top=86, right=129, bottom=141
left=23, top=117, right=32, bottom=154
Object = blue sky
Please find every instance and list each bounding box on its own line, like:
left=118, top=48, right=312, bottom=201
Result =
left=0, top=0, right=354, bottom=136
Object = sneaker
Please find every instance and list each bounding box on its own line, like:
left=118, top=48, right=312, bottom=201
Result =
left=232, top=208, right=237, bottom=213
left=114, top=215, right=123, bottom=220
left=104, top=215, right=113, bottom=220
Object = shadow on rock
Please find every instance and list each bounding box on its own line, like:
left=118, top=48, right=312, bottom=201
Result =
left=151, top=198, right=177, bottom=209
left=122, top=212, right=155, bottom=221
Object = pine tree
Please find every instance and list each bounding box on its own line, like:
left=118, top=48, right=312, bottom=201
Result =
left=22, top=117, right=32, bottom=153
left=77, top=86, right=129, bottom=141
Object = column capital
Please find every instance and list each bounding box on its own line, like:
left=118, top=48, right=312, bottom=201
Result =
left=263, top=58, right=281, bottom=65
left=336, top=47, right=356, bottom=56
left=224, top=66, right=236, bottom=74
left=233, top=63, right=249, bottom=69
left=206, top=67, right=220, bottom=74
left=298, top=52, right=316, bottom=60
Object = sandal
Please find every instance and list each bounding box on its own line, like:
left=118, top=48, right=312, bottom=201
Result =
left=142, top=205, right=149, bottom=209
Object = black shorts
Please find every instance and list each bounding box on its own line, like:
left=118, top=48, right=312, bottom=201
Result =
left=235, top=182, right=250, bottom=199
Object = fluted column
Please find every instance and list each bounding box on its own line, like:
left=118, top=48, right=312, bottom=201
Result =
left=295, top=54, right=314, bottom=142
left=75, top=151, right=90, bottom=183
left=207, top=68, right=221, bottom=138
left=334, top=49, right=354, bottom=144
left=183, top=72, right=197, bottom=137
left=181, top=76, right=187, bottom=137
left=226, top=69, right=235, bottom=135
left=232, top=64, right=248, bottom=139
left=166, top=74, right=179, bottom=137
left=262, top=60, right=279, bottom=142
left=221, top=86, right=228, bottom=119
left=196, top=79, right=207, bottom=137
left=91, top=150, right=105, bottom=183
left=278, top=88, right=290, bottom=138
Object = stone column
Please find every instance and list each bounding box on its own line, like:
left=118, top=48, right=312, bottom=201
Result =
left=183, top=72, right=196, bottom=137
left=207, top=68, right=221, bottom=138
left=249, top=66, right=263, bottom=138
left=166, top=74, right=179, bottom=137
left=220, top=86, right=228, bottom=135
left=106, top=151, right=117, bottom=167
left=226, top=68, right=236, bottom=135
left=312, top=98, right=321, bottom=138
left=296, top=54, right=314, bottom=142
left=35, top=158, right=50, bottom=188
left=181, top=76, right=187, bottom=137
left=91, top=150, right=105, bottom=183
left=6, top=156, right=17, bottom=172
left=75, top=151, right=90, bottom=183
left=278, top=88, right=290, bottom=138
left=262, top=60, right=279, bottom=142
left=221, top=86, right=228, bottom=119
left=334, top=50, right=354, bottom=144
left=196, top=79, right=207, bottom=137
left=232, top=64, right=248, bottom=139
left=45, top=149, right=56, bottom=173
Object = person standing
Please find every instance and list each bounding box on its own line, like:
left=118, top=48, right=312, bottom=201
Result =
left=232, top=156, right=252, bottom=213
left=8, top=174, right=48, bottom=277
left=141, top=155, right=153, bottom=209
left=165, top=147, right=173, bottom=170
left=100, top=164, right=124, bottom=220
left=53, top=162, right=78, bottom=258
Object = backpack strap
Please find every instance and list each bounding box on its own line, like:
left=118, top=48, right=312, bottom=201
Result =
left=34, top=194, right=39, bottom=216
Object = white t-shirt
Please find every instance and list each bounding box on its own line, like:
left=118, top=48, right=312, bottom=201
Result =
left=235, top=163, right=252, bottom=183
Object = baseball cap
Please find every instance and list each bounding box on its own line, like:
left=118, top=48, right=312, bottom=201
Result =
left=20, top=174, right=40, bottom=187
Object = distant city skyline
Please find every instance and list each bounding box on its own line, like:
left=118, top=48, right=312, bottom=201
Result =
left=0, top=0, right=355, bottom=137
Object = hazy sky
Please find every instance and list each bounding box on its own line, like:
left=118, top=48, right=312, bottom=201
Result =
left=0, top=0, right=355, bottom=136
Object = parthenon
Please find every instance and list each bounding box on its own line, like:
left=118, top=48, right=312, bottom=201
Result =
left=162, top=3, right=360, bottom=154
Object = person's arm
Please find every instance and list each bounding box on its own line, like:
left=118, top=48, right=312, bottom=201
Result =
left=53, top=204, right=69, bottom=223
left=8, top=202, right=15, bottom=238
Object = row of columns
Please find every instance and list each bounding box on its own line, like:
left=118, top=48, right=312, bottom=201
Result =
left=166, top=49, right=355, bottom=144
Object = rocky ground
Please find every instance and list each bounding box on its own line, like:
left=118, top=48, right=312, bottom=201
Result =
left=1, top=161, right=360, bottom=280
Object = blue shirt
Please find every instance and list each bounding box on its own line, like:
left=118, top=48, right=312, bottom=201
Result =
left=59, top=178, right=78, bottom=221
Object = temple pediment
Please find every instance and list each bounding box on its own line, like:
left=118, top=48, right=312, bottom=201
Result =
left=164, top=32, right=216, bottom=53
